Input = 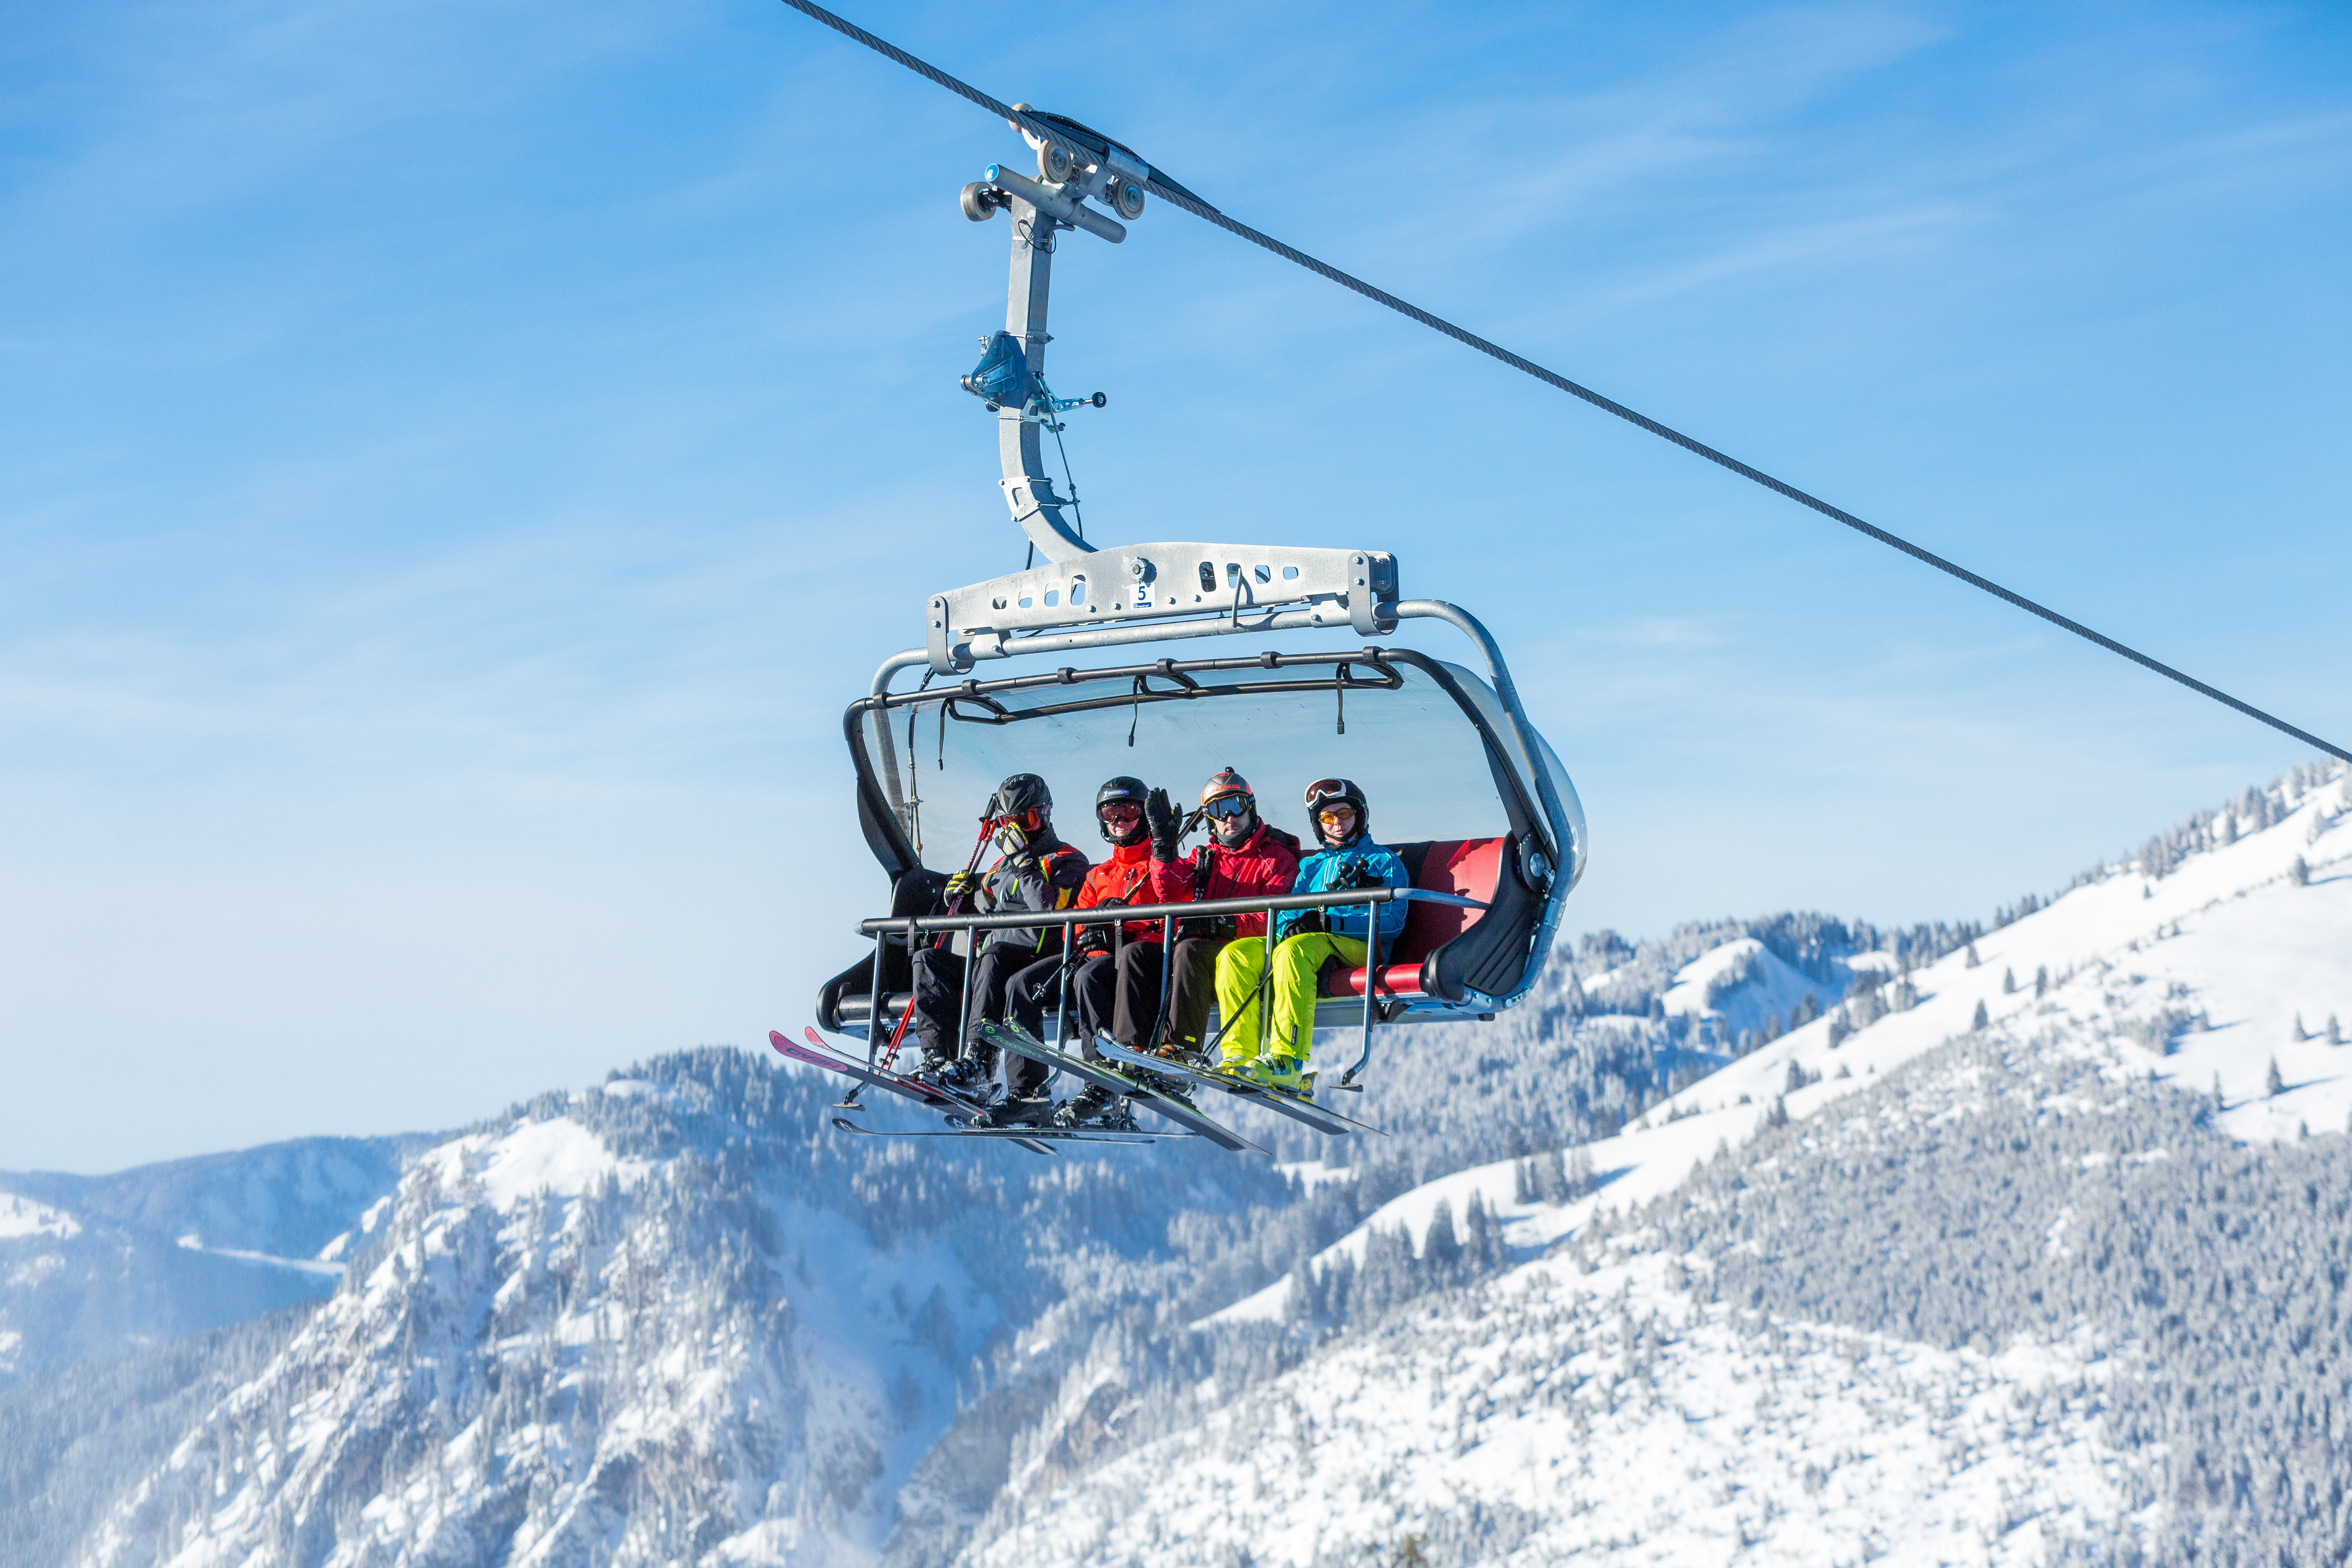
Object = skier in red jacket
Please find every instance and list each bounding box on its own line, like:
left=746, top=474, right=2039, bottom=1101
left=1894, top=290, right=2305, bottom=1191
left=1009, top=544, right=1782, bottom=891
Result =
left=1007, top=776, right=1168, bottom=1127
left=1140, top=767, right=1302, bottom=1059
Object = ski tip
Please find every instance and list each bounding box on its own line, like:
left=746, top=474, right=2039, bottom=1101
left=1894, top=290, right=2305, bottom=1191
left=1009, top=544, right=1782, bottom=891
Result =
left=768, top=1029, right=791, bottom=1054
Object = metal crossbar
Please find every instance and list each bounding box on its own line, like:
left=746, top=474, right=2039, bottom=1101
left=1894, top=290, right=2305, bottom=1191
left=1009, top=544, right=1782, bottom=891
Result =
left=855, top=885, right=1481, bottom=938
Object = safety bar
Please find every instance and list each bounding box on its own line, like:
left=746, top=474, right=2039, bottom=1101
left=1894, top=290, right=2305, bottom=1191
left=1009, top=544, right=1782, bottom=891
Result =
left=856, top=884, right=1483, bottom=939
left=848, top=885, right=1487, bottom=1100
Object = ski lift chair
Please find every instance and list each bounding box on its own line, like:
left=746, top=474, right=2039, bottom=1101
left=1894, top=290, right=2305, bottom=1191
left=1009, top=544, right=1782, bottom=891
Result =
left=819, top=569, right=1586, bottom=1069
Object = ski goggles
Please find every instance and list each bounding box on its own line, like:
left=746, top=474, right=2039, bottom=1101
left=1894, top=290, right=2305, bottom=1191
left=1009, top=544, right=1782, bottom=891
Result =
left=1097, top=801, right=1144, bottom=824
left=1303, top=778, right=1358, bottom=811
left=1202, top=794, right=1253, bottom=821
left=997, top=806, right=1049, bottom=834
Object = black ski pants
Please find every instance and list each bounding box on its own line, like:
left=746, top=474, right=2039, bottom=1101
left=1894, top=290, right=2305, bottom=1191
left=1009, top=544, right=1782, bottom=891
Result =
left=996, top=940, right=1170, bottom=1096
left=1162, top=935, right=1233, bottom=1056
left=1107, top=939, right=1168, bottom=1051
left=906, top=940, right=1040, bottom=1061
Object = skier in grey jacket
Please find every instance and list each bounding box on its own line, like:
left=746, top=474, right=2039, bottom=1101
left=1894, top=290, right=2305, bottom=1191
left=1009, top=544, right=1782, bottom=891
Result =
left=906, top=774, right=1089, bottom=1116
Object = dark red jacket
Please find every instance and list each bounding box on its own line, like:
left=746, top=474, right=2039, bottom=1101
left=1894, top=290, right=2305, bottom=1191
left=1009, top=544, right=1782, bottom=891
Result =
left=1073, top=841, right=1160, bottom=951
left=1145, top=821, right=1303, bottom=938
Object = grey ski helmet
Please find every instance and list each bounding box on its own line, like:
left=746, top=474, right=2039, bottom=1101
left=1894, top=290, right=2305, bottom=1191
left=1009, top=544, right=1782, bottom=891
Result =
left=1200, top=766, right=1258, bottom=844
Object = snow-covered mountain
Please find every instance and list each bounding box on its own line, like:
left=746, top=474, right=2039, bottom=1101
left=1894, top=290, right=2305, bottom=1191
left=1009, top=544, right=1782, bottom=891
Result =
left=0, top=1136, right=425, bottom=1386
left=5, top=761, right=2347, bottom=1567
left=965, top=761, right=2352, bottom=1566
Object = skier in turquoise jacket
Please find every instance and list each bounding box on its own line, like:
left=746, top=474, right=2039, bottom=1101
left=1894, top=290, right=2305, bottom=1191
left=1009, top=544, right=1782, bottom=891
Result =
left=1212, top=778, right=1410, bottom=1096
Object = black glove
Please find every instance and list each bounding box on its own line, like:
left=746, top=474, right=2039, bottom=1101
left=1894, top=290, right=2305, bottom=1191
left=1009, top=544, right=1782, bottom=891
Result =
left=1145, top=787, right=1180, bottom=861
left=1290, top=909, right=1330, bottom=936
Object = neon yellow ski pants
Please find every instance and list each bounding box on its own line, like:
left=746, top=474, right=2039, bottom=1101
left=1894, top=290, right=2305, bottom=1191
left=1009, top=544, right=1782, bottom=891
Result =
left=1212, top=932, right=1368, bottom=1065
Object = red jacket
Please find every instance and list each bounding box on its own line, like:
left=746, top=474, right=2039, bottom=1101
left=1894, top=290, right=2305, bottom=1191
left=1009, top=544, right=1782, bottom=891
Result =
left=1073, top=841, right=1160, bottom=951
left=1145, top=821, right=1303, bottom=939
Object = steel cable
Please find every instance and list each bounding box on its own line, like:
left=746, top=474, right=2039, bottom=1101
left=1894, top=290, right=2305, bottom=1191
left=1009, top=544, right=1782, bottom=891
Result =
left=776, top=0, right=2348, bottom=765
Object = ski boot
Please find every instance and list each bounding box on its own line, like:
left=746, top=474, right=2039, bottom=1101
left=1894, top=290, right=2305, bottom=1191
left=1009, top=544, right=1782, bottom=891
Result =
left=1241, top=1054, right=1315, bottom=1099
left=938, top=1045, right=998, bottom=1097
left=979, top=1092, right=1056, bottom=1129
left=912, top=1048, right=959, bottom=1086
left=1054, top=1082, right=1120, bottom=1128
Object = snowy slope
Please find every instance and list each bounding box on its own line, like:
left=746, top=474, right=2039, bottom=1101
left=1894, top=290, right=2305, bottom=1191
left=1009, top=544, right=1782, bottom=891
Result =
left=1661, top=936, right=1836, bottom=1041
left=977, top=1254, right=2150, bottom=1567
left=958, top=766, right=2352, bottom=1566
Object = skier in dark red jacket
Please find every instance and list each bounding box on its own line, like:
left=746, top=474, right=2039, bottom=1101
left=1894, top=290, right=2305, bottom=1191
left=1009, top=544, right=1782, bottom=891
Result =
left=1140, top=767, right=1303, bottom=1059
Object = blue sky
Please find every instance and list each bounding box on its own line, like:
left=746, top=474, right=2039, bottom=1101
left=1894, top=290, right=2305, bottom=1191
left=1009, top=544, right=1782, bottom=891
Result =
left=3, top=0, right=2346, bottom=1172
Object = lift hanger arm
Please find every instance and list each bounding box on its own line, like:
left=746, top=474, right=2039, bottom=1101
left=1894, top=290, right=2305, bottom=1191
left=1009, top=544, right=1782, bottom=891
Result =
left=778, top=0, right=2350, bottom=766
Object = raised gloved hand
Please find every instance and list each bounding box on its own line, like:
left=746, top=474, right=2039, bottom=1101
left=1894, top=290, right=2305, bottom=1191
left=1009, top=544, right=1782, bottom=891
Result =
left=1145, top=787, right=1180, bottom=860
left=991, top=817, right=1031, bottom=856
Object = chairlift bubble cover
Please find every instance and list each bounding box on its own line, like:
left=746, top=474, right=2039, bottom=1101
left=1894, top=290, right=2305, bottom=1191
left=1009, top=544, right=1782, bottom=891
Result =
left=853, top=651, right=1582, bottom=888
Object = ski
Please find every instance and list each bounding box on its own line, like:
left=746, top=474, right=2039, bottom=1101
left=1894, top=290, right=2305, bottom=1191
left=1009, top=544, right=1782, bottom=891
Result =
left=768, top=1029, right=977, bottom=1114
left=828, top=1115, right=1172, bottom=1147
left=977, top=1020, right=1265, bottom=1154
left=772, top=1033, right=1060, bottom=1156
left=1094, top=1039, right=1386, bottom=1137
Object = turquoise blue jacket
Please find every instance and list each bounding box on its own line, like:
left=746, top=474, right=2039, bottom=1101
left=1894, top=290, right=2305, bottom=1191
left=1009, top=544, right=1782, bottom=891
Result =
left=1273, top=839, right=1411, bottom=948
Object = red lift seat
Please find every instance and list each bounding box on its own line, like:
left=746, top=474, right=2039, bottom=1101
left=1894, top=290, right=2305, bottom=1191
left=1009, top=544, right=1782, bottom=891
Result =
left=1321, top=837, right=1507, bottom=1002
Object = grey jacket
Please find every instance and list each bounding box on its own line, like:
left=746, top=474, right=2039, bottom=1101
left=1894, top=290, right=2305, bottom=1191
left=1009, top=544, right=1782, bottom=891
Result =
left=971, top=832, right=1091, bottom=956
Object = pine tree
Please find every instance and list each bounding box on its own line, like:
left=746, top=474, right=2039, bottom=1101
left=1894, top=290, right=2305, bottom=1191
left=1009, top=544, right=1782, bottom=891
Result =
left=2289, top=855, right=2309, bottom=886
left=2330, top=1014, right=2343, bottom=1047
left=1971, top=999, right=1989, bottom=1030
left=2034, top=964, right=2049, bottom=999
left=1965, top=943, right=1981, bottom=969
left=2267, top=1057, right=2285, bottom=1098
left=2002, top=968, right=2016, bottom=995
left=1421, top=1200, right=1461, bottom=1272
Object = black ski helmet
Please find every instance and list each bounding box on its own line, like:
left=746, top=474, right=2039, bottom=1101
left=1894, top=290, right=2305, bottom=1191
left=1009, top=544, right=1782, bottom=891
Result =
left=1095, top=775, right=1149, bottom=844
left=1303, top=776, right=1369, bottom=846
left=991, top=773, right=1053, bottom=829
